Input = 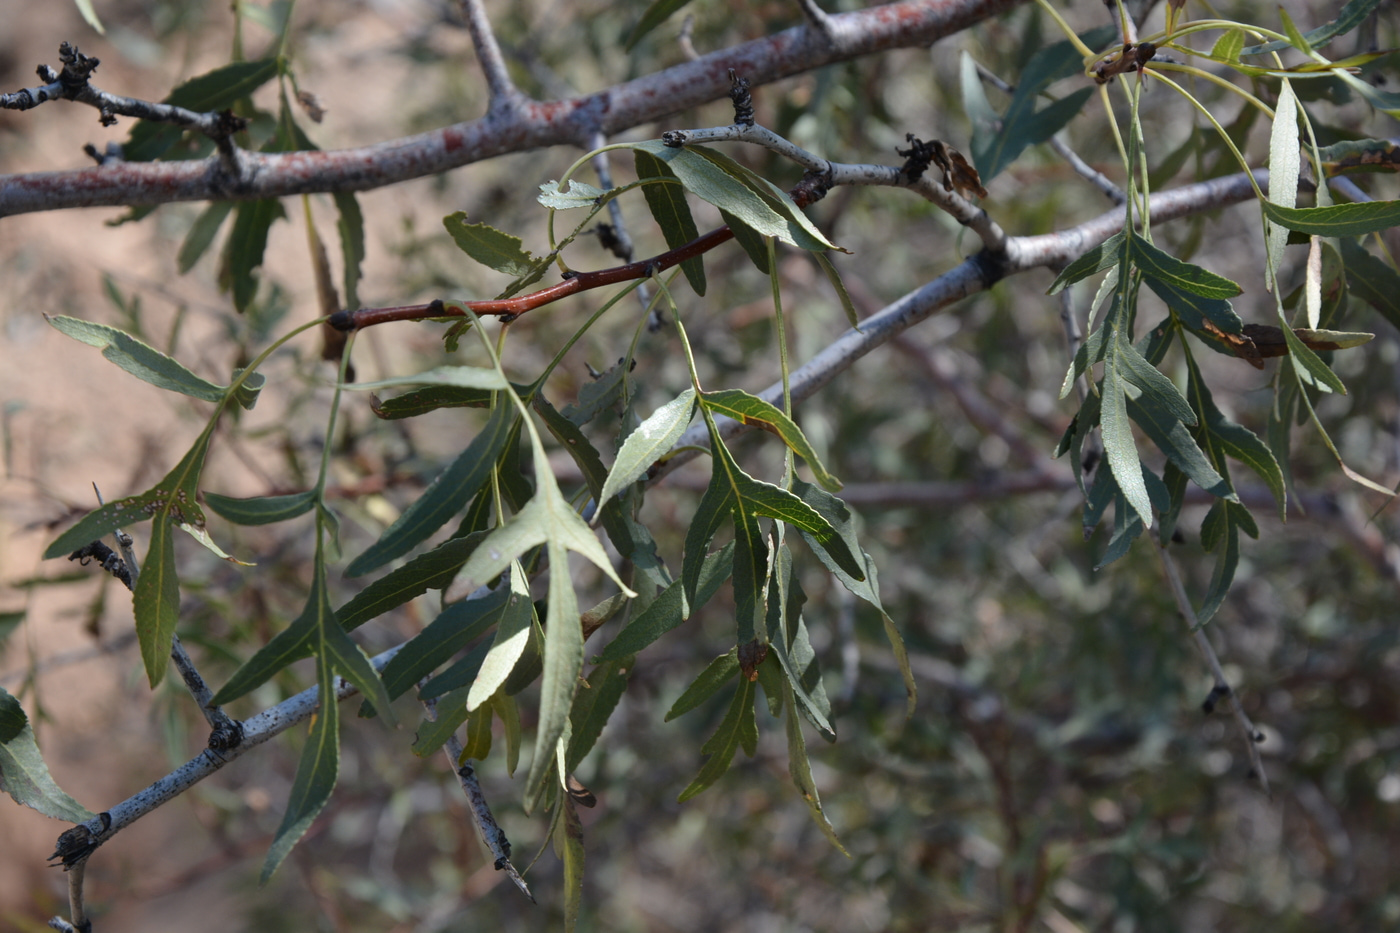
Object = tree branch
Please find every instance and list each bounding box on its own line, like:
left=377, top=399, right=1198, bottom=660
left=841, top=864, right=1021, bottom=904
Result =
left=47, top=643, right=404, bottom=872
left=0, top=0, right=1029, bottom=217
left=654, top=169, right=1268, bottom=476
left=458, top=0, right=528, bottom=117
left=1153, top=537, right=1270, bottom=795
left=3, top=43, right=249, bottom=183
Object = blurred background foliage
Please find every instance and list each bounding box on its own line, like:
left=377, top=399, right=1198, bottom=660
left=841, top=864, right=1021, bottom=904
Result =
left=3, top=0, right=1400, bottom=930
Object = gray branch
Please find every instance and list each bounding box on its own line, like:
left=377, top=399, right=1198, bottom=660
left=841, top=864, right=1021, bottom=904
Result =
left=458, top=0, right=527, bottom=117
left=655, top=169, right=1268, bottom=478
left=47, top=643, right=404, bottom=872
left=0, top=0, right=1029, bottom=217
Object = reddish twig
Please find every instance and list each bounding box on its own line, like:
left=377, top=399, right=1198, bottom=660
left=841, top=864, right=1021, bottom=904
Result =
left=328, top=224, right=735, bottom=331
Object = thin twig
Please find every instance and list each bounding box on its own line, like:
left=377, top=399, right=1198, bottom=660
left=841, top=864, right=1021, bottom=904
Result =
left=1152, top=537, right=1270, bottom=795
left=422, top=697, right=535, bottom=902
left=2, top=44, right=248, bottom=182
left=458, top=0, right=528, bottom=117
left=330, top=119, right=1025, bottom=333
left=585, top=130, right=658, bottom=327
left=660, top=122, right=1006, bottom=250
left=974, top=60, right=1124, bottom=204
left=677, top=15, right=701, bottom=61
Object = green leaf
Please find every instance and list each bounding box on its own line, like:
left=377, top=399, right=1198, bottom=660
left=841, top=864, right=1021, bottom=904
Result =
left=418, top=640, right=496, bottom=702
left=347, top=402, right=515, bottom=576
left=1144, top=277, right=1242, bottom=333
left=45, top=315, right=226, bottom=402
left=411, top=687, right=472, bottom=756
left=376, top=585, right=515, bottom=702
left=790, top=480, right=914, bottom=714
left=782, top=680, right=849, bottom=856
left=338, top=533, right=485, bottom=632
left=460, top=703, right=493, bottom=762
left=467, top=564, right=534, bottom=710
left=43, top=493, right=160, bottom=559
left=665, top=649, right=740, bottom=721
left=1262, top=199, right=1400, bottom=237
left=371, top=385, right=496, bottom=419
left=349, top=366, right=508, bottom=393
left=333, top=192, right=365, bottom=311
left=731, top=503, right=768, bottom=645
left=1047, top=232, right=1127, bottom=295
left=1126, top=393, right=1230, bottom=498
left=1131, top=234, right=1243, bottom=300
left=1116, top=337, right=1197, bottom=426
left=700, top=389, right=842, bottom=491
left=626, top=0, right=696, bottom=50
left=556, top=797, right=585, bottom=932
left=261, top=648, right=340, bottom=882
left=437, top=397, right=635, bottom=811
left=528, top=541, right=586, bottom=809
left=134, top=514, right=181, bottom=687
left=0, top=687, right=94, bottom=822
left=813, top=252, right=861, bottom=330
left=1102, top=336, right=1154, bottom=525
left=178, top=201, right=234, bottom=273
left=1196, top=501, right=1248, bottom=626
left=635, top=151, right=707, bottom=295
left=626, top=142, right=837, bottom=251
left=739, top=440, right=855, bottom=562
left=443, top=213, right=539, bottom=277
left=594, top=543, right=734, bottom=663
left=1337, top=71, right=1400, bottom=118
left=681, top=144, right=842, bottom=252
left=231, top=369, right=266, bottom=411
left=1340, top=238, right=1400, bottom=331
left=765, top=544, right=834, bottom=739
left=225, top=198, right=286, bottom=314
left=1240, top=0, right=1384, bottom=55
left=201, top=606, right=274, bottom=705
left=214, top=554, right=394, bottom=709
left=1186, top=355, right=1286, bottom=518
left=122, top=59, right=279, bottom=162
left=1266, top=80, right=1301, bottom=292
left=205, top=490, right=317, bottom=526
left=1317, top=138, right=1400, bottom=177
left=968, top=28, right=1115, bottom=183
left=597, top=389, right=696, bottom=512
left=1209, top=29, right=1245, bottom=63
left=566, top=657, right=632, bottom=771
left=532, top=394, right=649, bottom=566
left=537, top=179, right=609, bottom=210
left=720, top=210, right=771, bottom=274
left=1283, top=323, right=1348, bottom=393
left=677, top=677, right=756, bottom=802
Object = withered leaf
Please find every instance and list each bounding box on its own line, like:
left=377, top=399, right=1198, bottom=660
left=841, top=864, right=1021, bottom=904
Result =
left=930, top=141, right=987, bottom=199
left=1201, top=321, right=1373, bottom=367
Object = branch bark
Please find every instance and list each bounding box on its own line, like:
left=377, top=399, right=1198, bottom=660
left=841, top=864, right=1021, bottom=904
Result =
left=0, top=0, right=1028, bottom=217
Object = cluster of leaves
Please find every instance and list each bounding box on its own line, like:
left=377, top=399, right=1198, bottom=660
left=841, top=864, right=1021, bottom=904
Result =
left=963, top=0, right=1400, bottom=625
left=7, top=0, right=1400, bottom=928
left=9, top=98, right=916, bottom=902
